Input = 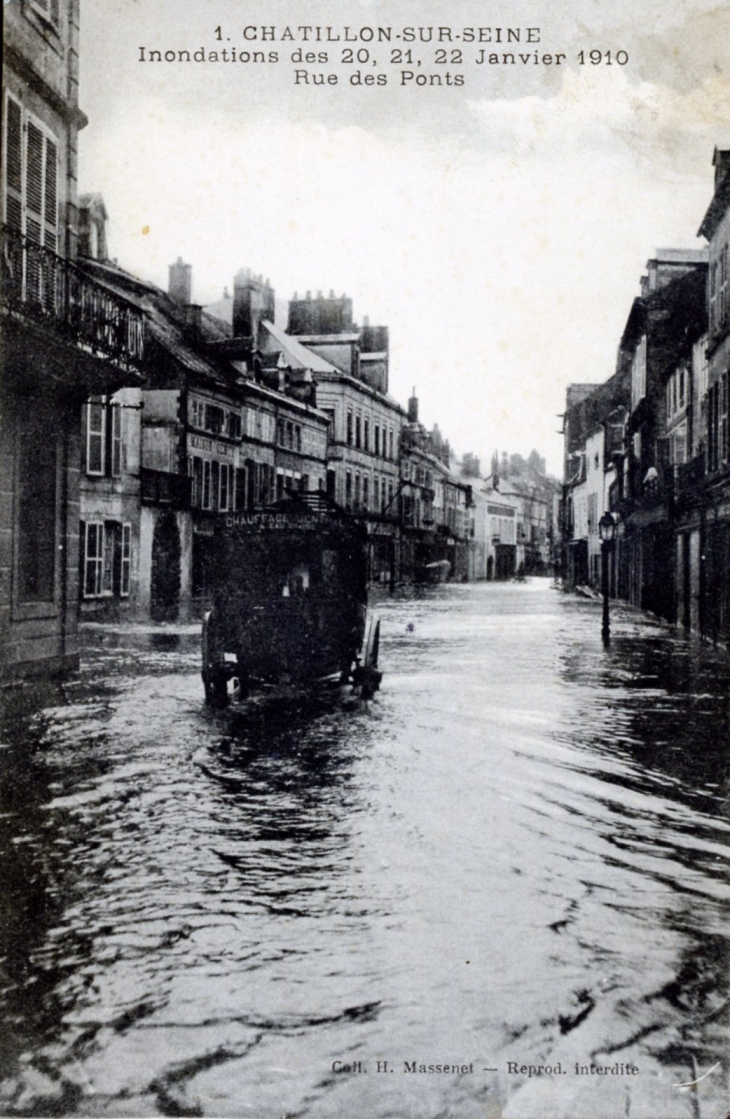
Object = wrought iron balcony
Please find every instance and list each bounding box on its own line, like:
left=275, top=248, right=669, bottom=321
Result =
left=2, top=225, right=144, bottom=375
left=675, top=454, right=706, bottom=494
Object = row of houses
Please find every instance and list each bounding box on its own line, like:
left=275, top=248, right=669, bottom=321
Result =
left=561, top=147, right=730, bottom=646
left=74, top=250, right=479, bottom=625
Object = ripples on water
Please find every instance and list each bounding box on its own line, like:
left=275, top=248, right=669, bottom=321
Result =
left=0, top=583, right=728, bottom=1118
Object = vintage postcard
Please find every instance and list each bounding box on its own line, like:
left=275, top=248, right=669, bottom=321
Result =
left=1, top=0, right=729, bottom=1117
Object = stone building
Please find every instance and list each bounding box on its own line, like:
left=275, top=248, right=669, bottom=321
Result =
left=77, top=261, right=330, bottom=621
left=286, top=291, right=405, bottom=583
left=693, top=148, right=730, bottom=641
left=618, top=250, right=708, bottom=617
left=1, top=2, right=144, bottom=679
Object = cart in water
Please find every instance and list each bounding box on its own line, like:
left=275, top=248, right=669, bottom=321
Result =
left=201, top=493, right=382, bottom=705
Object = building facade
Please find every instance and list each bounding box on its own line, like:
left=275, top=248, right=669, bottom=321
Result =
left=2, top=3, right=143, bottom=679
left=287, top=291, right=405, bottom=584
left=561, top=151, right=730, bottom=643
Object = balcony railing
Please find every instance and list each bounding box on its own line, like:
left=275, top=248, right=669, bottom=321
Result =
left=675, top=454, right=706, bottom=494
left=2, top=225, right=144, bottom=375
left=140, top=469, right=192, bottom=508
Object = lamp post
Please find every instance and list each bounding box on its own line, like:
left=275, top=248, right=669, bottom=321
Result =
left=598, top=511, right=616, bottom=644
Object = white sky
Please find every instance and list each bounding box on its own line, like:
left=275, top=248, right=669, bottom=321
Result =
left=78, top=0, right=730, bottom=475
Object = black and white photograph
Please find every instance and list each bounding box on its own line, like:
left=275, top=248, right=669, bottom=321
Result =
left=1, top=0, right=729, bottom=1116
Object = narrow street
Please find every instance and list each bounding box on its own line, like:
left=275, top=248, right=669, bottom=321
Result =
left=0, top=581, right=728, bottom=1119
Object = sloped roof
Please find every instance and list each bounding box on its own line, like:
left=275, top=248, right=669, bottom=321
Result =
left=261, top=320, right=339, bottom=374
left=77, top=258, right=232, bottom=386
left=145, top=315, right=224, bottom=379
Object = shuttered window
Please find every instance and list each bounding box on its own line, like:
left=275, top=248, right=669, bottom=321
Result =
left=5, top=98, right=22, bottom=232
left=3, top=94, right=59, bottom=251
left=84, top=523, right=105, bottom=598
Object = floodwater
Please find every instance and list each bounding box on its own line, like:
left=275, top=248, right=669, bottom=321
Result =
left=0, top=581, right=728, bottom=1119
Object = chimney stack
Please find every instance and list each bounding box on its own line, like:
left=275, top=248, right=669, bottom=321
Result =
left=168, top=257, right=192, bottom=305
left=232, top=268, right=275, bottom=348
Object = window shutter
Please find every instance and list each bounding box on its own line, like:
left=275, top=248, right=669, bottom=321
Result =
left=26, top=120, right=44, bottom=245
left=44, top=137, right=58, bottom=251
left=5, top=97, right=23, bottom=231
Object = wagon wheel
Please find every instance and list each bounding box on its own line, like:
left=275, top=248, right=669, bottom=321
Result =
left=364, top=617, right=380, bottom=671
left=354, top=616, right=382, bottom=699
left=201, top=611, right=229, bottom=707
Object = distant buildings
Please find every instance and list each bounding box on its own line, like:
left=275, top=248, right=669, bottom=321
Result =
left=286, top=291, right=404, bottom=584
left=561, top=147, right=730, bottom=645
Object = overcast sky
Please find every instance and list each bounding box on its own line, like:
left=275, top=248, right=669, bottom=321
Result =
left=78, top=0, right=730, bottom=475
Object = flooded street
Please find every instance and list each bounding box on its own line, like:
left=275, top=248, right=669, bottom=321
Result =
left=0, top=580, right=729, bottom=1119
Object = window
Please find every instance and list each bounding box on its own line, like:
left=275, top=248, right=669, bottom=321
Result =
left=84, top=522, right=105, bottom=597
left=295, top=424, right=302, bottom=452
left=83, top=520, right=132, bottom=598
left=354, top=472, right=361, bottom=509
left=708, top=375, right=728, bottom=472
left=219, top=462, right=231, bottom=511
left=670, top=427, right=687, bottom=466
left=389, top=429, right=394, bottom=459
left=346, top=411, right=353, bottom=446
left=102, top=526, right=115, bottom=594
left=229, top=411, right=242, bottom=440
left=345, top=471, right=352, bottom=511
left=111, top=405, right=122, bottom=476
left=85, top=399, right=123, bottom=476
left=355, top=414, right=362, bottom=449
left=363, top=419, right=370, bottom=452
left=631, top=337, right=648, bottom=410
left=121, top=524, right=132, bottom=596
left=4, top=95, right=59, bottom=257
left=202, top=460, right=212, bottom=510
left=374, top=424, right=380, bottom=457
left=204, top=405, right=223, bottom=435
left=190, top=456, right=203, bottom=507
left=363, top=474, right=369, bottom=510
left=86, top=402, right=105, bottom=475
left=710, top=244, right=730, bottom=339
left=209, top=461, right=219, bottom=511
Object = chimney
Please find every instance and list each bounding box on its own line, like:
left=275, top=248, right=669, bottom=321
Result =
left=408, top=387, right=419, bottom=424
left=232, top=268, right=275, bottom=347
left=185, top=304, right=202, bottom=341
left=169, top=257, right=192, bottom=304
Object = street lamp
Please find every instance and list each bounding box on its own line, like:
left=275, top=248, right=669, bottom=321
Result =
left=598, top=511, right=616, bottom=644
